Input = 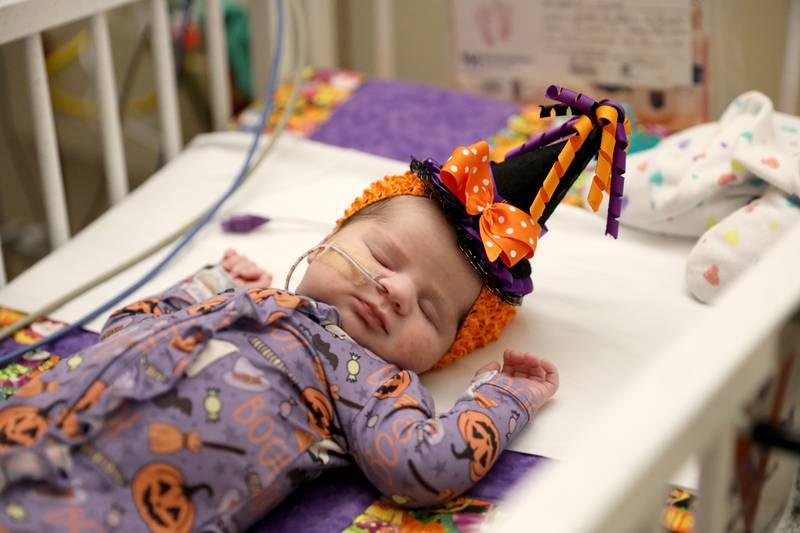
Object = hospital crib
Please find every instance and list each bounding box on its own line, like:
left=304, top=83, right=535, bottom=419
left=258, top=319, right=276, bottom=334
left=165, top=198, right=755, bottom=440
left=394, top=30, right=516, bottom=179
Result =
left=1, top=1, right=800, bottom=532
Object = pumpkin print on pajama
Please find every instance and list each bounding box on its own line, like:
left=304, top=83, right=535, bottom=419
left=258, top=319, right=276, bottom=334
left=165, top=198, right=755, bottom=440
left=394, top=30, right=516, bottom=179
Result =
left=0, top=269, right=535, bottom=532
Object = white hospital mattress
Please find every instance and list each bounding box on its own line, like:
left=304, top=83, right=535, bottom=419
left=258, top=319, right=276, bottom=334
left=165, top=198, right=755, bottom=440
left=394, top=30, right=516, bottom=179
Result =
left=0, top=132, right=707, bottom=464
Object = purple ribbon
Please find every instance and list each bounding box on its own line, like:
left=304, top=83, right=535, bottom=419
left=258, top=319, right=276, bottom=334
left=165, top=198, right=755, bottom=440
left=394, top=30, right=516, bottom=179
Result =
left=506, top=86, right=629, bottom=238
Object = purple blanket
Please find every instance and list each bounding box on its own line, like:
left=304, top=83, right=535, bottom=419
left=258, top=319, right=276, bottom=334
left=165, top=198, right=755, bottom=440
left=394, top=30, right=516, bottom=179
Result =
left=311, top=79, right=518, bottom=163
left=255, top=451, right=543, bottom=532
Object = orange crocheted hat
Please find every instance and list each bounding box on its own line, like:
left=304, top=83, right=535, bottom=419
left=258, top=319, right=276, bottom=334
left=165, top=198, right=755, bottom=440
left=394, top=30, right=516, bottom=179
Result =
left=338, top=86, right=630, bottom=369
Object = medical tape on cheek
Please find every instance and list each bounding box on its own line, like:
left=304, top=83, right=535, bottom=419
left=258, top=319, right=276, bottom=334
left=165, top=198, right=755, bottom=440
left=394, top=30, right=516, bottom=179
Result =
left=283, top=242, right=386, bottom=292
left=317, top=243, right=385, bottom=291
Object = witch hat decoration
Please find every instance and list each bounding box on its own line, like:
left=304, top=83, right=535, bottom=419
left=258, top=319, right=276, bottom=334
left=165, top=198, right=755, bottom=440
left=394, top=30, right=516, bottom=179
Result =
left=412, top=85, right=630, bottom=305
left=496, top=85, right=630, bottom=235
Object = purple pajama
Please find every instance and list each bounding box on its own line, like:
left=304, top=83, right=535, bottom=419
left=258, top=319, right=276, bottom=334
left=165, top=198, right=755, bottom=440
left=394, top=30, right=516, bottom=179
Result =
left=0, top=271, right=535, bottom=532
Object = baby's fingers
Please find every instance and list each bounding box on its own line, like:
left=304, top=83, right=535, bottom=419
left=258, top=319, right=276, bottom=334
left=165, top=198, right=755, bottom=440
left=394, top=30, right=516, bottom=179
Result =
left=520, top=365, right=545, bottom=381
left=541, top=358, right=559, bottom=390
left=505, top=349, right=553, bottom=379
left=251, top=271, right=273, bottom=288
left=222, top=249, right=247, bottom=271
left=503, top=349, right=536, bottom=375
left=241, top=278, right=272, bottom=290
left=238, top=261, right=264, bottom=279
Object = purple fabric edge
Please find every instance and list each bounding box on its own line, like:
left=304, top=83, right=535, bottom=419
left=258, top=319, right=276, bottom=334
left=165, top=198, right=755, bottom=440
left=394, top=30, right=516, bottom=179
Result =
left=251, top=450, right=545, bottom=532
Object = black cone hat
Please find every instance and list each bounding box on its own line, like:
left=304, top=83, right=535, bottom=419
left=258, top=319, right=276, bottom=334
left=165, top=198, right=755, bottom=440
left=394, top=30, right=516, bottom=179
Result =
left=492, top=128, right=602, bottom=227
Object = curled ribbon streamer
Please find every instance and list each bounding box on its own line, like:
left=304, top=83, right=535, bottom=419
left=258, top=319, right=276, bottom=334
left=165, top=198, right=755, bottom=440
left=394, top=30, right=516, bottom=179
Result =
left=541, top=86, right=630, bottom=238
left=588, top=104, right=619, bottom=211
left=545, top=85, right=597, bottom=115
left=440, top=141, right=539, bottom=267
left=505, top=116, right=580, bottom=160
left=529, top=115, right=594, bottom=224
left=604, top=104, right=631, bottom=237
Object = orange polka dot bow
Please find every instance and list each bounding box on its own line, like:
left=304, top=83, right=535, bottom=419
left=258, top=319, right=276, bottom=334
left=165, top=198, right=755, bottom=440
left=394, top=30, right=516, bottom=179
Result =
left=439, top=140, right=541, bottom=268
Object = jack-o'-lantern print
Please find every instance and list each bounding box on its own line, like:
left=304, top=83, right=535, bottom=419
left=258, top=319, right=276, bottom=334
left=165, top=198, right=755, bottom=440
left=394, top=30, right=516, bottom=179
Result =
left=247, top=288, right=304, bottom=309
left=451, top=411, right=501, bottom=482
left=294, top=429, right=314, bottom=452
left=373, top=371, right=411, bottom=399
left=170, top=330, right=206, bottom=354
left=247, top=287, right=277, bottom=303
left=300, top=387, right=335, bottom=439
left=57, top=380, right=108, bottom=438
left=265, top=310, right=289, bottom=324
left=14, top=376, right=59, bottom=398
left=0, top=404, right=56, bottom=451
left=132, top=462, right=213, bottom=533
left=186, top=294, right=230, bottom=316
left=110, top=298, right=162, bottom=318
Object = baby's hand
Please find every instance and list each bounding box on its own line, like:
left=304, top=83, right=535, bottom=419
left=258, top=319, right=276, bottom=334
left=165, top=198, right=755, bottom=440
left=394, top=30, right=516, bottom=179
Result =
left=475, top=349, right=559, bottom=407
left=221, top=249, right=273, bottom=289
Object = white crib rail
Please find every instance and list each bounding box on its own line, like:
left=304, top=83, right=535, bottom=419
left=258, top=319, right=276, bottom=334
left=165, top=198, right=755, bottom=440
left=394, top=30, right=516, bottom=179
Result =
left=23, top=31, right=71, bottom=248
left=490, top=221, right=800, bottom=533
left=0, top=0, right=234, bottom=279
left=206, top=0, right=231, bottom=131
left=91, top=10, right=128, bottom=205
left=149, top=0, right=183, bottom=160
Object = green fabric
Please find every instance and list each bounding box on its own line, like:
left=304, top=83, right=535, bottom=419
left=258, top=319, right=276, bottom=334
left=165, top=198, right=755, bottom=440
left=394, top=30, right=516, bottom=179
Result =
left=198, top=0, right=253, bottom=100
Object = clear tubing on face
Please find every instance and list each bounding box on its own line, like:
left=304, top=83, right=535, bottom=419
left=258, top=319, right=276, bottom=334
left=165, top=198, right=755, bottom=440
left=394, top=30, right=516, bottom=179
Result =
left=285, top=242, right=386, bottom=293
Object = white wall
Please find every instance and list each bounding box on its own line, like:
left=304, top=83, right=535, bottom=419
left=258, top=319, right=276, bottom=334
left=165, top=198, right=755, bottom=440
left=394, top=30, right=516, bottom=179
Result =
left=338, top=0, right=799, bottom=116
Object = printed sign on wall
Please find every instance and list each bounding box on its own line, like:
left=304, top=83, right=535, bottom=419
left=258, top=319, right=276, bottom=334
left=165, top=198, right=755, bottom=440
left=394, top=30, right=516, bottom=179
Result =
left=451, top=0, right=693, bottom=97
left=450, top=0, right=704, bottom=128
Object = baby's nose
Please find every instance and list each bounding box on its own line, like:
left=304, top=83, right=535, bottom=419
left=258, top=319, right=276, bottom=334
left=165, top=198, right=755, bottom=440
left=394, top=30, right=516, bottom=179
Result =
left=382, top=274, right=414, bottom=316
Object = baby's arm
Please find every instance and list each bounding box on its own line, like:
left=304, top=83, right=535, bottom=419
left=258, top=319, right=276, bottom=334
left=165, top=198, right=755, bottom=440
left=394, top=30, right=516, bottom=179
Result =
left=345, top=350, right=557, bottom=508
left=474, top=349, right=559, bottom=411
left=100, top=249, right=271, bottom=337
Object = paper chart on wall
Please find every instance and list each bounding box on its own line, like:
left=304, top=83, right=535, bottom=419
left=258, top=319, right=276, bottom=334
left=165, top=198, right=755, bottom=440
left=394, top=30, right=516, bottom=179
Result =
left=451, top=0, right=693, bottom=96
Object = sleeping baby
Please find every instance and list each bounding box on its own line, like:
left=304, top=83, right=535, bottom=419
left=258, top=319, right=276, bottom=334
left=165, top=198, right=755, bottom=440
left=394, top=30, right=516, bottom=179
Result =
left=0, top=88, right=626, bottom=532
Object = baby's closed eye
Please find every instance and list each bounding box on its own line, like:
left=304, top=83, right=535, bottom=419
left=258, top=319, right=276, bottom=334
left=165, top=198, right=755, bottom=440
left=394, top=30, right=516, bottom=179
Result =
left=367, top=243, right=394, bottom=271
left=418, top=298, right=438, bottom=328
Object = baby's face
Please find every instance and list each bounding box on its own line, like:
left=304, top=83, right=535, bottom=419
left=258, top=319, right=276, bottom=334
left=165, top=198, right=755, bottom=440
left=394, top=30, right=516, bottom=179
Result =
left=296, top=196, right=482, bottom=373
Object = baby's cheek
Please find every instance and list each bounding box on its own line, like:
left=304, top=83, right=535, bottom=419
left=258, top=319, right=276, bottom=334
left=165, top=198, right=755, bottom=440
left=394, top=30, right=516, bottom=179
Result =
left=392, top=331, right=442, bottom=373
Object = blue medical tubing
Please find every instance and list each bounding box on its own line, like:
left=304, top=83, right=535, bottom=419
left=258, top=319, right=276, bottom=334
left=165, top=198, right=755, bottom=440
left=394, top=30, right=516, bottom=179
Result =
left=0, top=0, right=285, bottom=366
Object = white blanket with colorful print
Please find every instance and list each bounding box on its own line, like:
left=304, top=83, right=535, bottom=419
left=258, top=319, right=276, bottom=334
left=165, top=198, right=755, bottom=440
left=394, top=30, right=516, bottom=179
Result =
left=584, top=92, right=800, bottom=303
